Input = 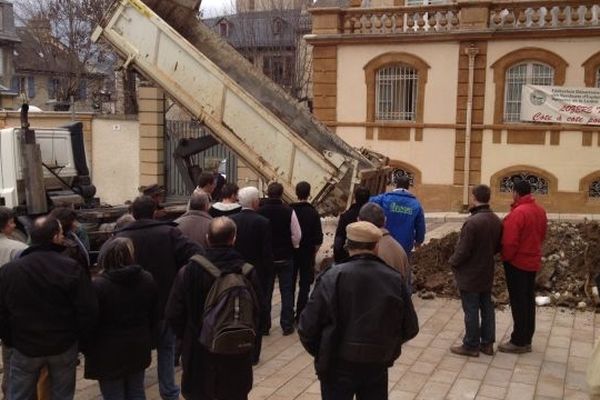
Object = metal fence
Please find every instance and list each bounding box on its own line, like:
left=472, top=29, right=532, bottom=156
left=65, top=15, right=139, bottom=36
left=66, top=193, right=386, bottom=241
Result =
left=165, top=120, right=238, bottom=200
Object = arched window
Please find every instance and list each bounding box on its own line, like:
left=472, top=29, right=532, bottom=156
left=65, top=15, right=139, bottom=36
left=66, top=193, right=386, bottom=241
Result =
left=499, top=171, right=549, bottom=195
left=583, top=52, right=600, bottom=88
left=364, top=52, right=430, bottom=126
left=491, top=48, right=567, bottom=125
left=376, top=65, right=419, bottom=121
left=504, top=62, right=554, bottom=122
left=391, top=168, right=416, bottom=186
left=589, top=179, right=600, bottom=198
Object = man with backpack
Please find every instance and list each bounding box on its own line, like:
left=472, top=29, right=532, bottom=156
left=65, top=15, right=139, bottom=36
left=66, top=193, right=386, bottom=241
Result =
left=166, top=217, right=263, bottom=400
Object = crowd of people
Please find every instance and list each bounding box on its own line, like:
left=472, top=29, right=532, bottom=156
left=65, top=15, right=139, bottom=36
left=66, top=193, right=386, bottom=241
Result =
left=0, top=170, right=548, bottom=400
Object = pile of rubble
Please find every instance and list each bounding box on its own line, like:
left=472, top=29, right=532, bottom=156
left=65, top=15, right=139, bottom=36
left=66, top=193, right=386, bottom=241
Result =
left=412, top=221, right=600, bottom=309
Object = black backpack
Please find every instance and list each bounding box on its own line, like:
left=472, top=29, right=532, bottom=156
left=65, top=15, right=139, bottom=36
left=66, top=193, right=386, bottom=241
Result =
left=191, top=255, right=259, bottom=355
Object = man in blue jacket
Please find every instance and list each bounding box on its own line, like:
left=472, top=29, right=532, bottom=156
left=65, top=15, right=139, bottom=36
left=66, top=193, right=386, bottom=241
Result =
left=370, top=175, right=425, bottom=290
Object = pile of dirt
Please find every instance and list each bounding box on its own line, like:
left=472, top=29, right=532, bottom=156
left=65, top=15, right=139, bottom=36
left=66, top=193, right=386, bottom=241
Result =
left=412, top=221, right=600, bottom=309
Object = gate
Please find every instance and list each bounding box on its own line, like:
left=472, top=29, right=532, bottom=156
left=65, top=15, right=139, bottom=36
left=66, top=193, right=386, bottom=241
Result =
left=165, top=120, right=238, bottom=200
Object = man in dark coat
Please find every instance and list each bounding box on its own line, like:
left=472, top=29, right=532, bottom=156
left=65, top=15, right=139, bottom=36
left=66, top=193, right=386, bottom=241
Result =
left=299, top=221, right=418, bottom=399
left=230, top=186, right=273, bottom=363
left=0, top=216, right=98, bottom=400
left=290, top=182, right=323, bottom=323
left=49, top=207, right=90, bottom=272
left=166, top=217, right=263, bottom=400
left=333, top=186, right=370, bottom=263
left=258, top=182, right=301, bottom=336
left=449, top=185, right=502, bottom=357
left=116, top=196, right=202, bottom=400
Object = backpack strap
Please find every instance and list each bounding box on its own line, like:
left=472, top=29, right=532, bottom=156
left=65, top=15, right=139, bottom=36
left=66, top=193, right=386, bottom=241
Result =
left=241, top=263, right=254, bottom=276
left=190, top=255, right=222, bottom=278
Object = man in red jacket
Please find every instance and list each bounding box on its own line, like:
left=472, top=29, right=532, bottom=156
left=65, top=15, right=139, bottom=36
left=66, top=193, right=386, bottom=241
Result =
left=499, top=180, right=547, bottom=354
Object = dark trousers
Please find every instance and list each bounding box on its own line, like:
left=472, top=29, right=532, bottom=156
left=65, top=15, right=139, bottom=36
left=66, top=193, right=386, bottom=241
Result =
left=292, top=249, right=315, bottom=321
left=460, top=290, right=495, bottom=349
left=504, top=262, right=537, bottom=346
left=320, top=364, right=388, bottom=400
left=271, top=259, right=295, bottom=331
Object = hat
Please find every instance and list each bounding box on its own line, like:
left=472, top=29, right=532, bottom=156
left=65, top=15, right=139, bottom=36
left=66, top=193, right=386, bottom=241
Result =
left=346, top=221, right=382, bottom=243
left=139, top=184, right=165, bottom=196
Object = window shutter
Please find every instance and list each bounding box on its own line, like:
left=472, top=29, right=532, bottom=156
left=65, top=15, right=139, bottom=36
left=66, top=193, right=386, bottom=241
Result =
left=27, top=76, right=35, bottom=98
left=10, top=76, right=19, bottom=91
left=78, top=80, right=87, bottom=100
left=47, top=78, right=55, bottom=99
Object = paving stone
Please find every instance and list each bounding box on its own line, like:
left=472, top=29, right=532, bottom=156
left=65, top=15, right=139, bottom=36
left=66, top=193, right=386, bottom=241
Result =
left=506, top=382, right=535, bottom=400
left=447, top=378, right=481, bottom=400
left=483, top=367, right=513, bottom=388
left=430, top=368, right=460, bottom=384
left=415, top=381, right=451, bottom=399
left=459, top=361, right=489, bottom=380
left=511, top=363, right=540, bottom=385
left=477, top=384, right=507, bottom=399
left=393, top=371, right=429, bottom=393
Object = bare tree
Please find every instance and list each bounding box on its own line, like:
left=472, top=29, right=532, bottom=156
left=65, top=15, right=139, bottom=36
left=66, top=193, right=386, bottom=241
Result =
left=15, top=0, right=116, bottom=109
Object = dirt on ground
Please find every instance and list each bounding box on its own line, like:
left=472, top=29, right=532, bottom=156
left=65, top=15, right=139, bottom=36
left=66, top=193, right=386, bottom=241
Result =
left=413, top=221, right=600, bottom=309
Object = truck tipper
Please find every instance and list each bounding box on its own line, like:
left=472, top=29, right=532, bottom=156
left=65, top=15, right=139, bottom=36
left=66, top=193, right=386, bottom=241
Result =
left=92, top=0, right=390, bottom=215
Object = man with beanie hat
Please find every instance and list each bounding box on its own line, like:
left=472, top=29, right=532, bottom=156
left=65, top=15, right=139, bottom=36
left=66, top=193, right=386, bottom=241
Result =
left=299, top=221, right=418, bottom=399
left=499, top=180, right=547, bottom=354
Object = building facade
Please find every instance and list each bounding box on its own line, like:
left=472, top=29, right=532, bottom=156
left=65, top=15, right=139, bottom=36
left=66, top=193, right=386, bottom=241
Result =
left=309, top=0, right=600, bottom=213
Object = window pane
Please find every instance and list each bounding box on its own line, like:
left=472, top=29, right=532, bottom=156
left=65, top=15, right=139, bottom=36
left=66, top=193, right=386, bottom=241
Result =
left=376, top=65, right=418, bottom=121
left=504, top=62, right=554, bottom=122
left=596, top=68, right=600, bottom=88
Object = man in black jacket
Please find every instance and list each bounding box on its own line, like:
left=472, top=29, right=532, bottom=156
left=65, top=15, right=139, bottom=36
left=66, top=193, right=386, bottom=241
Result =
left=0, top=216, right=98, bottom=400
left=230, top=186, right=273, bottom=363
left=117, top=196, right=202, bottom=400
left=449, top=185, right=502, bottom=357
left=166, top=217, right=263, bottom=400
left=299, top=221, right=418, bottom=400
left=333, top=187, right=370, bottom=263
left=258, top=182, right=301, bottom=336
left=291, top=182, right=323, bottom=323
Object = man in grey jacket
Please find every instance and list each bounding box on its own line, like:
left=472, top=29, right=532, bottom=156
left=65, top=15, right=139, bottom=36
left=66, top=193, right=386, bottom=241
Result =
left=175, top=192, right=212, bottom=248
left=449, top=185, right=502, bottom=357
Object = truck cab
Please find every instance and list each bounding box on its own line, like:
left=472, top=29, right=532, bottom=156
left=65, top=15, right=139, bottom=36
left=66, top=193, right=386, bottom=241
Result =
left=0, top=122, right=96, bottom=210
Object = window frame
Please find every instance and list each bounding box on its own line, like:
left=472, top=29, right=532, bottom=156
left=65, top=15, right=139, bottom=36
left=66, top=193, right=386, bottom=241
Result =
left=364, top=52, right=429, bottom=127
left=503, top=61, right=555, bottom=123
left=491, top=48, right=568, bottom=126
left=582, top=52, right=600, bottom=88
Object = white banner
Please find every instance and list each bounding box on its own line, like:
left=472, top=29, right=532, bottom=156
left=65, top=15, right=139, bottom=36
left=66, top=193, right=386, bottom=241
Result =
left=520, top=85, right=600, bottom=126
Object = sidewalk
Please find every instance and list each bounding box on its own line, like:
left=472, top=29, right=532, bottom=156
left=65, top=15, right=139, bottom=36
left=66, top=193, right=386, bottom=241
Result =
left=68, top=296, right=596, bottom=400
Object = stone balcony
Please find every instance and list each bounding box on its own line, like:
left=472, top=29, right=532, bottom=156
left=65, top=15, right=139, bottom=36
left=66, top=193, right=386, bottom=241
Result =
left=309, top=1, right=600, bottom=37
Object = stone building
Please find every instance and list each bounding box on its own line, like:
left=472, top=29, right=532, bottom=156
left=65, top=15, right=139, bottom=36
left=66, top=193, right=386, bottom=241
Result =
left=309, top=0, right=600, bottom=213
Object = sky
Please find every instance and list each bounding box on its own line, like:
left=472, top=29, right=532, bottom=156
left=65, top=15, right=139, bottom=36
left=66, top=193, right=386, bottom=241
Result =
left=200, top=0, right=233, bottom=17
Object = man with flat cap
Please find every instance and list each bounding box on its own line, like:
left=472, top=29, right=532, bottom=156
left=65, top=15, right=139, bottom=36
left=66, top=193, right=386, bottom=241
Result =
left=299, top=221, right=419, bottom=400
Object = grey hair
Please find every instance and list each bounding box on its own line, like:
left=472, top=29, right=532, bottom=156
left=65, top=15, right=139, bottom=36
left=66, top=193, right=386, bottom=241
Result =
left=189, top=191, right=210, bottom=211
left=238, top=186, right=260, bottom=208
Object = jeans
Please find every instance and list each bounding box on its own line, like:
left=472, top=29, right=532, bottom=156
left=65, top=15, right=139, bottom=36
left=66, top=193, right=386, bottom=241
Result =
left=273, top=259, right=294, bottom=331
left=504, top=262, right=537, bottom=346
left=9, top=343, right=78, bottom=400
left=320, top=363, right=388, bottom=400
left=98, top=370, right=146, bottom=400
left=460, top=290, right=495, bottom=349
left=292, top=250, right=315, bottom=321
left=157, top=322, right=180, bottom=400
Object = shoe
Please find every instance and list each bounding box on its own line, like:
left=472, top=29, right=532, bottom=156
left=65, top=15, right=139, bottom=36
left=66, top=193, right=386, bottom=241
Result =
left=480, top=343, right=494, bottom=356
left=282, top=327, right=295, bottom=336
left=261, top=328, right=270, bottom=336
left=450, top=345, right=479, bottom=357
left=498, top=341, right=532, bottom=354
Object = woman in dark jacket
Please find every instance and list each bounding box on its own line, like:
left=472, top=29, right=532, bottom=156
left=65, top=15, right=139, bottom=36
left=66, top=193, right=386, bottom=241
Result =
left=83, top=237, right=159, bottom=400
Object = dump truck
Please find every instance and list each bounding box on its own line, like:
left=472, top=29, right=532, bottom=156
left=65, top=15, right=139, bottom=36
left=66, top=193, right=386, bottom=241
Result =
left=92, top=0, right=390, bottom=215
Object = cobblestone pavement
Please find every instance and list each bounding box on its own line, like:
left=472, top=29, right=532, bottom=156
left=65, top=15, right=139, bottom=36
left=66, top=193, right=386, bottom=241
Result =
left=68, top=295, right=597, bottom=400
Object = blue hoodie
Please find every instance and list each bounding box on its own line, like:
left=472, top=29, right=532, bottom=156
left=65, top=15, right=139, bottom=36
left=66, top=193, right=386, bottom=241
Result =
left=370, top=190, right=425, bottom=254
